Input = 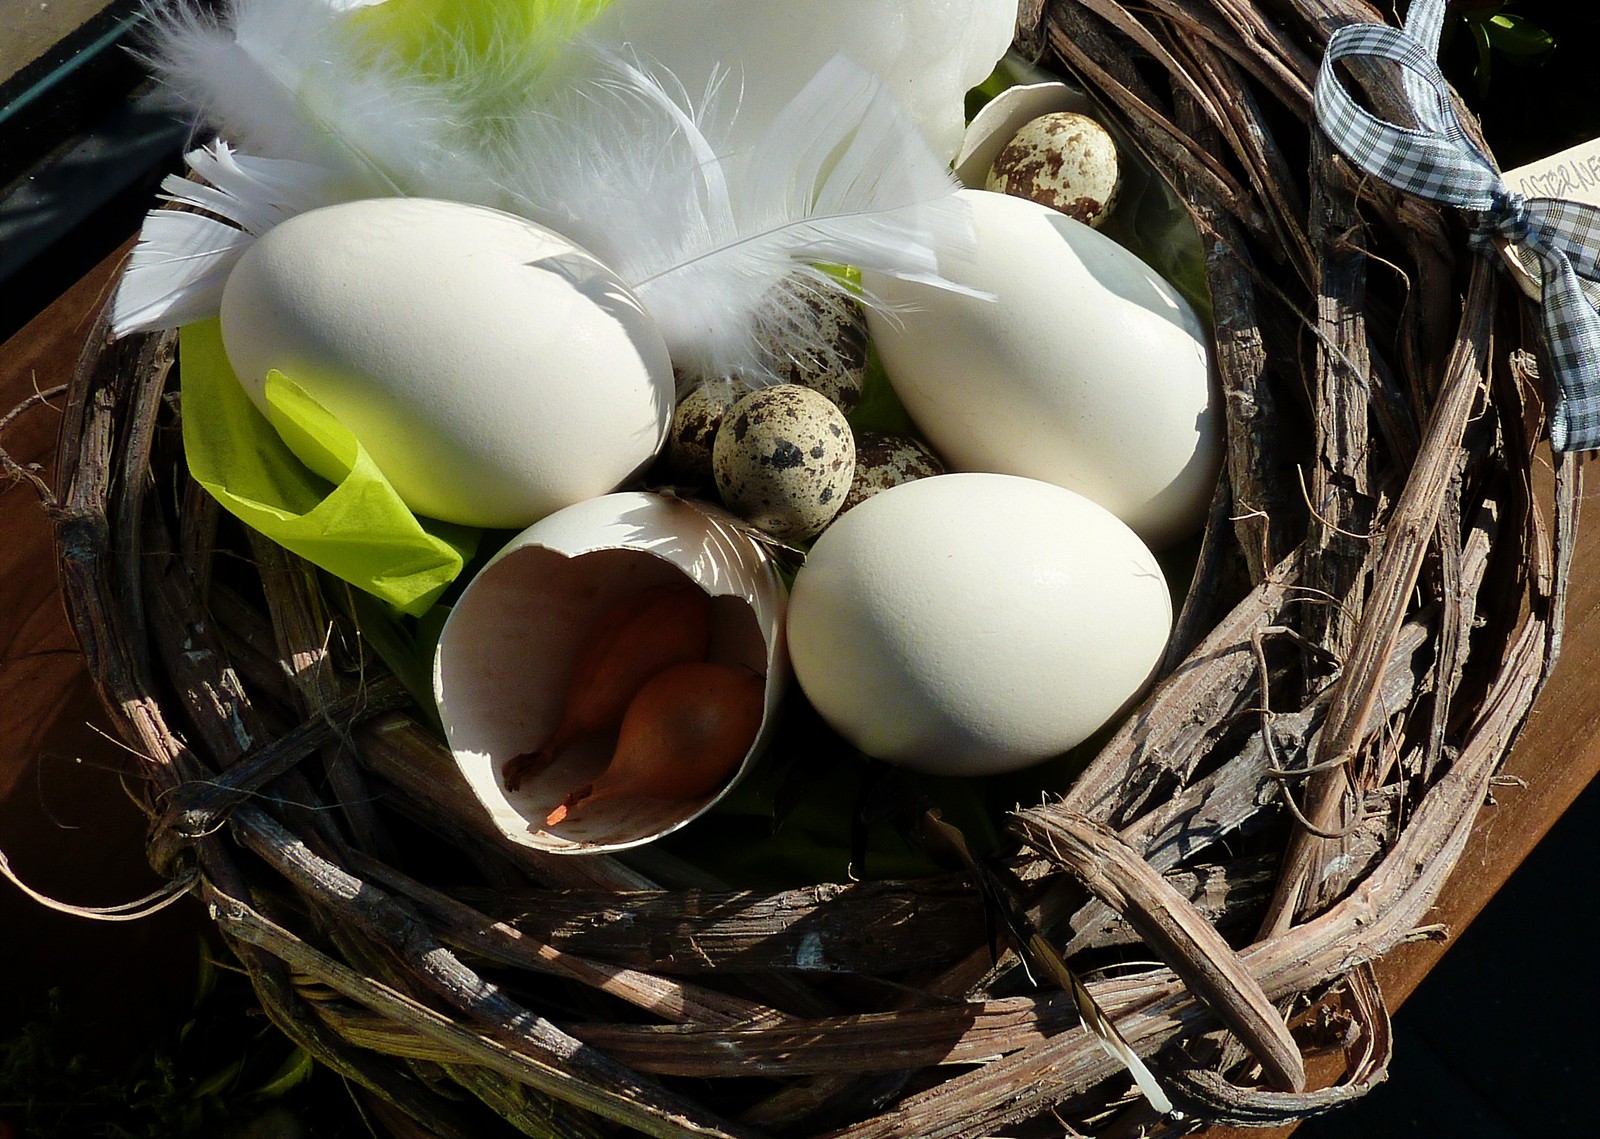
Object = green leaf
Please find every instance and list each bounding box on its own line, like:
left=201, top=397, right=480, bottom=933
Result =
left=964, top=64, right=1014, bottom=122
left=188, top=1057, right=246, bottom=1101
left=248, top=1048, right=316, bottom=1101
left=1484, top=13, right=1556, bottom=58
left=1471, top=19, right=1494, bottom=99
left=847, top=345, right=921, bottom=438
left=339, top=589, right=449, bottom=732
left=192, top=939, right=219, bottom=1009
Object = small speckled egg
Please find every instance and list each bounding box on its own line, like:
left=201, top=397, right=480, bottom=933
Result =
left=986, top=111, right=1121, bottom=228
left=754, top=284, right=869, bottom=413
left=666, top=377, right=751, bottom=486
left=713, top=385, right=855, bottom=541
left=841, top=432, right=945, bottom=513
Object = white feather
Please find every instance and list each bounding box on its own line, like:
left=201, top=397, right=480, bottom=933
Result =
left=128, top=4, right=983, bottom=380
left=498, top=48, right=978, bottom=384
left=112, top=213, right=254, bottom=335
left=170, top=141, right=351, bottom=232
left=112, top=141, right=347, bottom=335
left=134, top=0, right=502, bottom=203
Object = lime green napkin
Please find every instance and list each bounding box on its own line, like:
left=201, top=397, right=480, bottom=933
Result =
left=178, top=319, right=478, bottom=617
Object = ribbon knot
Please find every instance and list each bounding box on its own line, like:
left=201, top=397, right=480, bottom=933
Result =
left=1315, top=0, right=1600, bottom=452
left=1470, top=189, right=1532, bottom=251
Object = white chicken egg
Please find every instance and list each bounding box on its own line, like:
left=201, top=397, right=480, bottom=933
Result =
left=862, top=188, right=1220, bottom=550
left=220, top=198, right=674, bottom=529
left=786, top=473, right=1171, bottom=777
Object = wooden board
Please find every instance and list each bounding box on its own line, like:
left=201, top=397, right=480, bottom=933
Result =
left=0, top=243, right=206, bottom=1044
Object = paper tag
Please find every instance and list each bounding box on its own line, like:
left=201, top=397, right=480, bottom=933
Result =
left=1504, top=136, right=1600, bottom=210
left=1490, top=137, right=1600, bottom=300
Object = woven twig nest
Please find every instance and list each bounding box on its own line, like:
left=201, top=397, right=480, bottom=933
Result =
left=56, top=2, right=1580, bottom=1136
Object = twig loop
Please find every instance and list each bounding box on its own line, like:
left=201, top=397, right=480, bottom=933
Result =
left=0, top=846, right=197, bottom=921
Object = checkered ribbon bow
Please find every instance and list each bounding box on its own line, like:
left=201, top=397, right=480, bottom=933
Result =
left=1314, top=0, right=1600, bottom=451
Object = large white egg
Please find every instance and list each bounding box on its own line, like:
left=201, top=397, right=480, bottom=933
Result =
left=863, top=189, right=1220, bottom=550
left=786, top=473, right=1171, bottom=776
left=220, top=198, right=674, bottom=529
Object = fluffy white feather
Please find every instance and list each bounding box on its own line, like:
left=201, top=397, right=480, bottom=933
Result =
left=114, top=0, right=604, bottom=336
left=126, top=2, right=981, bottom=382
left=112, top=141, right=348, bottom=335
left=134, top=0, right=502, bottom=203
left=499, top=48, right=977, bottom=384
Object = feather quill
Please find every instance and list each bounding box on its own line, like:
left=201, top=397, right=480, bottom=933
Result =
left=498, top=48, right=978, bottom=385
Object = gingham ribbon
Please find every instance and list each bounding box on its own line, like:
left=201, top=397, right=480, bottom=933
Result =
left=1315, top=0, right=1600, bottom=451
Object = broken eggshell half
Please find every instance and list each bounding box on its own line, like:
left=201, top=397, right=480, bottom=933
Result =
left=954, top=80, right=1102, bottom=190
left=433, top=491, right=788, bottom=854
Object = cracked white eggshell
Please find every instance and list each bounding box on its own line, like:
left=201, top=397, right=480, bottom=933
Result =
left=434, top=491, right=788, bottom=854
left=862, top=189, right=1220, bottom=550
left=787, top=473, right=1170, bottom=776
left=954, top=80, right=1099, bottom=189
left=220, top=198, right=674, bottom=529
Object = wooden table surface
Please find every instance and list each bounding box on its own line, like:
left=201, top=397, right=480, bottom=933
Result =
left=3, top=242, right=1597, bottom=1132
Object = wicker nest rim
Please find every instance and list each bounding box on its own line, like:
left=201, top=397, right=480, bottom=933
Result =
left=50, top=3, right=1582, bottom=1138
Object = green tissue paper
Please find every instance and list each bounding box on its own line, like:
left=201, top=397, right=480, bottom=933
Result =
left=179, top=319, right=478, bottom=617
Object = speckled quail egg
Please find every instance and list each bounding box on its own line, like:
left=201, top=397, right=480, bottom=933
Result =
left=754, top=283, right=869, bottom=413
left=713, top=385, right=855, bottom=541
left=986, top=111, right=1121, bottom=228
left=840, top=432, right=945, bottom=513
left=666, top=377, right=751, bottom=486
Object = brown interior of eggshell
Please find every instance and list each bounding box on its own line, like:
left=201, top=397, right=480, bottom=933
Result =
left=437, top=544, right=769, bottom=852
